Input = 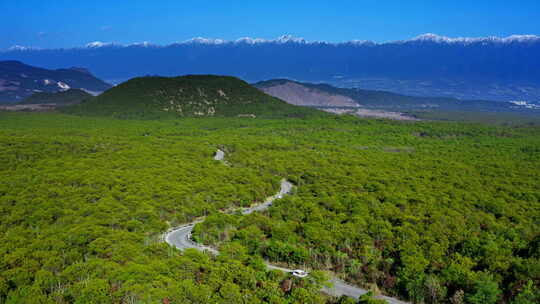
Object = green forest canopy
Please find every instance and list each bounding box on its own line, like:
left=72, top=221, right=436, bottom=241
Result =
left=0, top=112, right=539, bottom=303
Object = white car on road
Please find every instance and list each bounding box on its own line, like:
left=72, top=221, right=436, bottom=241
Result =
left=292, top=270, right=309, bottom=278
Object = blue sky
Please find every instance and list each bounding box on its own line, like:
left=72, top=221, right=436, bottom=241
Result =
left=2, top=0, right=540, bottom=49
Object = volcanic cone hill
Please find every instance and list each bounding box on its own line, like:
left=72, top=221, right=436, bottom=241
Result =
left=63, top=75, right=323, bottom=119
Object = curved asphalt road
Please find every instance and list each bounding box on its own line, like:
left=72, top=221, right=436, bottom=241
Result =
left=165, top=150, right=407, bottom=304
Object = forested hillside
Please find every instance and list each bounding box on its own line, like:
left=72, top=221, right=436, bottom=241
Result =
left=63, top=75, right=322, bottom=119
left=0, top=112, right=539, bottom=303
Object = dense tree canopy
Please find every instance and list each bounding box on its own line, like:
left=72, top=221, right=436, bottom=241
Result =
left=1, top=112, right=539, bottom=303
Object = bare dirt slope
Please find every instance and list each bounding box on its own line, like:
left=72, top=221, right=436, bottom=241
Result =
left=259, top=81, right=359, bottom=107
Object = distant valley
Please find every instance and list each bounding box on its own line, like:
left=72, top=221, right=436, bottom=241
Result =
left=3, top=61, right=539, bottom=123
left=255, top=79, right=540, bottom=120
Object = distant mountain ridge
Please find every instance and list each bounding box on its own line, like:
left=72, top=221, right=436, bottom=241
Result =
left=63, top=75, right=322, bottom=119
left=20, top=88, right=92, bottom=105
left=2, top=34, right=539, bottom=102
left=0, top=61, right=111, bottom=102
left=5, top=34, right=540, bottom=49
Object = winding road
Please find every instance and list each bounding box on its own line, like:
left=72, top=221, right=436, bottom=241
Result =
left=165, top=150, right=407, bottom=304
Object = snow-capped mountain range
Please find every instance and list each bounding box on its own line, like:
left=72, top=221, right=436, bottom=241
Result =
left=404, top=33, right=540, bottom=44
left=2, top=33, right=540, bottom=102
left=5, top=34, right=540, bottom=50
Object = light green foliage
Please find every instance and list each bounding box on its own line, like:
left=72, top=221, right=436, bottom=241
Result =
left=1, top=112, right=539, bottom=303
left=0, top=113, right=321, bottom=303
left=467, top=272, right=501, bottom=304
left=188, top=114, right=540, bottom=302
left=193, top=213, right=239, bottom=245
left=424, top=275, right=447, bottom=304
left=407, top=110, right=540, bottom=125
left=336, top=295, right=357, bottom=304
left=512, top=280, right=540, bottom=304
left=358, top=291, right=386, bottom=304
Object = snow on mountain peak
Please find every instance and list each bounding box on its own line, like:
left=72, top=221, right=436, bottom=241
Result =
left=57, top=81, right=71, bottom=91
left=275, top=35, right=307, bottom=44
left=85, top=41, right=113, bottom=48
left=412, top=33, right=451, bottom=42
left=408, top=33, right=540, bottom=44
left=235, top=37, right=267, bottom=44
left=347, top=40, right=375, bottom=46
left=128, top=41, right=153, bottom=47
left=503, top=35, right=540, bottom=42
left=180, top=35, right=308, bottom=45
left=146, top=34, right=540, bottom=47
left=184, top=37, right=226, bottom=44
left=4, top=33, right=540, bottom=52
left=8, top=45, right=31, bottom=51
